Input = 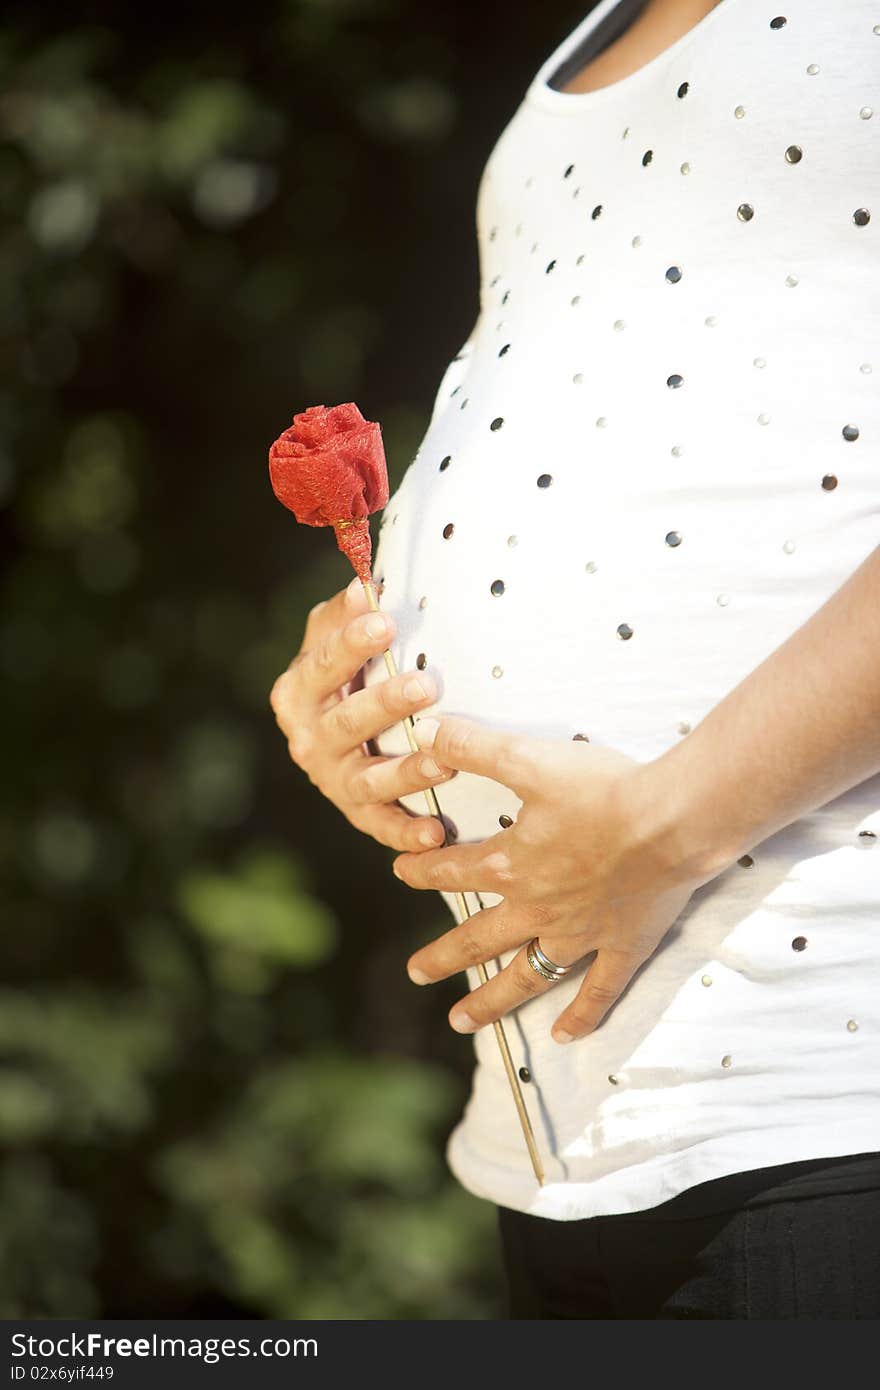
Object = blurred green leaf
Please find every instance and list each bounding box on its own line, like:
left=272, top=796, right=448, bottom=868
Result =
left=177, top=849, right=338, bottom=976
left=155, top=1052, right=496, bottom=1317
left=157, top=80, right=264, bottom=182
left=0, top=990, right=173, bottom=1138
left=0, top=1157, right=99, bottom=1318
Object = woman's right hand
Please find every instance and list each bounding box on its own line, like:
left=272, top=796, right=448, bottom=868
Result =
left=269, top=577, right=457, bottom=852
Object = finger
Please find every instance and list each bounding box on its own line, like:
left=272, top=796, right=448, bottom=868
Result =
left=303, top=605, right=399, bottom=705
left=345, top=749, right=458, bottom=807
left=444, top=936, right=592, bottom=1034
left=354, top=802, right=448, bottom=853
left=320, top=668, right=438, bottom=756
left=271, top=606, right=396, bottom=726
left=271, top=579, right=370, bottom=718
left=406, top=901, right=535, bottom=984
left=302, top=575, right=375, bottom=648
left=392, top=830, right=516, bottom=895
left=550, top=949, right=642, bottom=1042
left=413, top=714, right=538, bottom=797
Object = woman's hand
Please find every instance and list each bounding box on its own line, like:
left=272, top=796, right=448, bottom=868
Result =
left=393, top=715, right=721, bottom=1044
left=269, top=578, right=459, bottom=853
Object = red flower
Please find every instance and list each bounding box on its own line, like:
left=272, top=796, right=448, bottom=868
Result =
left=268, top=402, right=389, bottom=583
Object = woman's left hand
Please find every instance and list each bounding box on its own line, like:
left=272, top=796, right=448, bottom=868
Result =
left=392, top=715, right=717, bottom=1044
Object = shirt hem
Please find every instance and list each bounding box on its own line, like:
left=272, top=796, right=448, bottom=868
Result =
left=446, top=1121, right=880, bottom=1221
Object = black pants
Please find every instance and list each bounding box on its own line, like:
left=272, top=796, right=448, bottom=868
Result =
left=497, top=1152, right=880, bottom=1318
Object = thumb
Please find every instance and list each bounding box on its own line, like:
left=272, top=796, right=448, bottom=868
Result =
left=413, top=714, right=536, bottom=796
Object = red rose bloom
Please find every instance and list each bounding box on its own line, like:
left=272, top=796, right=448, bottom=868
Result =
left=268, top=402, right=389, bottom=583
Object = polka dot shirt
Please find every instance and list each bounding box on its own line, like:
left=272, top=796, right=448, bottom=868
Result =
left=363, top=0, right=880, bottom=1220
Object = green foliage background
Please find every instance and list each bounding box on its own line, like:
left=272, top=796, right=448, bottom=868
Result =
left=0, top=0, right=576, bottom=1319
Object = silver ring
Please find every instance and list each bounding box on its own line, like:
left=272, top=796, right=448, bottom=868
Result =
left=525, top=937, right=572, bottom=984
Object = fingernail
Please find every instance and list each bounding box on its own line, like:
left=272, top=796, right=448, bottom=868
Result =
left=403, top=676, right=427, bottom=701
left=365, top=615, right=388, bottom=639
left=414, top=717, right=439, bottom=748
left=419, top=823, right=443, bottom=845
left=450, top=1010, right=478, bottom=1034
left=552, top=1029, right=574, bottom=1045
left=420, top=757, right=442, bottom=778
left=392, top=861, right=404, bottom=879
left=408, top=965, right=431, bottom=984
left=346, top=576, right=362, bottom=603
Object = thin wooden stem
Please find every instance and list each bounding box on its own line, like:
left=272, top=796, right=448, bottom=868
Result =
left=362, top=576, right=545, bottom=1186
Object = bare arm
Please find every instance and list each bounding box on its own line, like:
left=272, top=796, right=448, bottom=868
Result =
left=640, top=543, right=880, bottom=885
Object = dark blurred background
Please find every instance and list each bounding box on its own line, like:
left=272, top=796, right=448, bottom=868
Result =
left=0, top=0, right=585, bottom=1318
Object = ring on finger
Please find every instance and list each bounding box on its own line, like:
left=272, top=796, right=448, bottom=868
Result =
left=525, top=937, right=572, bottom=984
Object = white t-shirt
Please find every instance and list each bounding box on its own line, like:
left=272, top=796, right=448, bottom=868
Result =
left=363, top=0, right=880, bottom=1220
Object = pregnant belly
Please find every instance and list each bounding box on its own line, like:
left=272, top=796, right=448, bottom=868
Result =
left=363, top=473, right=874, bottom=847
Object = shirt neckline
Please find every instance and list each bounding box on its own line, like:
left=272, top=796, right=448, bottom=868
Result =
left=525, top=0, right=736, bottom=113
